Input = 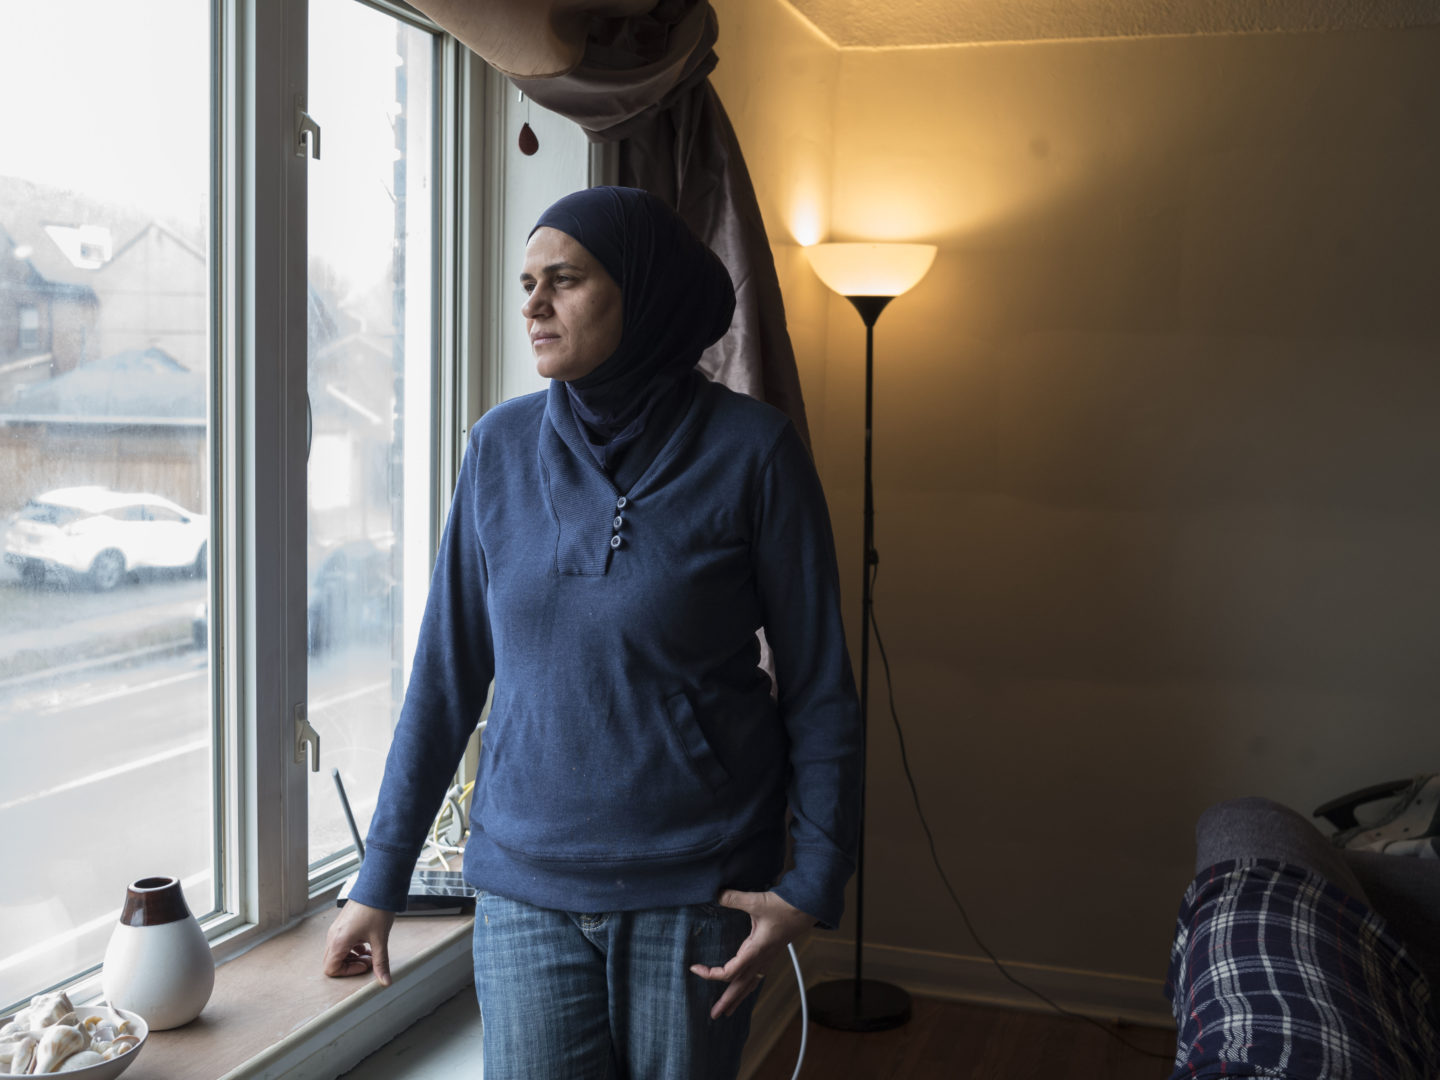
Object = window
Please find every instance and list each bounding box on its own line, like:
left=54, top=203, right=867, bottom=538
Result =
left=304, top=0, right=437, bottom=875
left=0, top=0, right=595, bottom=1014
left=18, top=306, right=39, bottom=351
left=0, top=0, right=215, bottom=1010
left=0, top=0, right=475, bottom=1013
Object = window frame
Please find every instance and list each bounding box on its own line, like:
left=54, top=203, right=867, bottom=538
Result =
left=4, top=0, right=526, bottom=1010
left=78, top=0, right=483, bottom=979
left=230, top=0, right=479, bottom=939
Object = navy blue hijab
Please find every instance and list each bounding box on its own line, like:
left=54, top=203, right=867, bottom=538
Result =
left=531, top=186, right=736, bottom=470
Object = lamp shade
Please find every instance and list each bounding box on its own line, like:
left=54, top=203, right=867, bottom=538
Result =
left=804, top=242, right=938, bottom=298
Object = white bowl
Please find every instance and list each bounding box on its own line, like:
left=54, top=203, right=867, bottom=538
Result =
left=8, top=1005, right=149, bottom=1080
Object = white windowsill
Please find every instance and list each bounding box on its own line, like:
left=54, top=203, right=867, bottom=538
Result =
left=136, top=902, right=474, bottom=1080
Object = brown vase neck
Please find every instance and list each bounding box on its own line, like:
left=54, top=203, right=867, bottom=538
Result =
left=119, top=876, right=193, bottom=927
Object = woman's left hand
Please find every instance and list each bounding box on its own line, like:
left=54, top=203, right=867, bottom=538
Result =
left=689, top=889, right=814, bottom=1019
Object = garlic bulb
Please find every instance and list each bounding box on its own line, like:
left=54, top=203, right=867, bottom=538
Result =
left=0, top=1034, right=37, bottom=1075
left=0, top=993, right=142, bottom=1074
left=33, top=1022, right=88, bottom=1073
left=9, top=992, right=72, bottom=1035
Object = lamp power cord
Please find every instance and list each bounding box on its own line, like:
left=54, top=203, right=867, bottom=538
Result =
left=786, top=942, right=807, bottom=1080
left=867, top=559, right=1173, bottom=1063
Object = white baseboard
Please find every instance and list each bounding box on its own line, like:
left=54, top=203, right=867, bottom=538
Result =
left=803, top=938, right=1175, bottom=1029
left=738, top=937, right=1173, bottom=1079
left=737, top=944, right=1175, bottom=1080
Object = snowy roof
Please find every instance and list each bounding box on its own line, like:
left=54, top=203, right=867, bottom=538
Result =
left=0, top=175, right=202, bottom=288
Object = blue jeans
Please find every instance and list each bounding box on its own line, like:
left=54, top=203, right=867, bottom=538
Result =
left=472, top=891, right=756, bottom=1080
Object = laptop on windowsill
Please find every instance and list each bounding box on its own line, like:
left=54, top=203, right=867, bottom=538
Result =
left=331, top=768, right=477, bottom=916
left=334, top=867, right=475, bottom=916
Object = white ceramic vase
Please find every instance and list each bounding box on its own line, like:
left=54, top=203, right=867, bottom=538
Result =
left=102, top=875, right=215, bottom=1030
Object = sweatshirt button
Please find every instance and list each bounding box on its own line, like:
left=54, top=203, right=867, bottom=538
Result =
left=610, top=535, right=622, bottom=549
left=616, top=496, right=627, bottom=509
left=613, top=515, right=623, bottom=529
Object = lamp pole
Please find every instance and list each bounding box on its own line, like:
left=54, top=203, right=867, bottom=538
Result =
left=807, top=294, right=913, bottom=1032
left=801, top=242, right=935, bottom=1032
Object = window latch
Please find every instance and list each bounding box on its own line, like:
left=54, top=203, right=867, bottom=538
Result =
left=295, top=96, right=321, bottom=160
left=294, top=703, right=320, bottom=771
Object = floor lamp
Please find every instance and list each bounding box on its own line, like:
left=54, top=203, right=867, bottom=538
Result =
left=802, top=241, right=938, bottom=1032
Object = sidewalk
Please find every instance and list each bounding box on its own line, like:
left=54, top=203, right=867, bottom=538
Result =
left=0, top=590, right=196, bottom=684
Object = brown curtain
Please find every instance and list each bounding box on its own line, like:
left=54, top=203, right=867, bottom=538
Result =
left=409, top=0, right=810, bottom=445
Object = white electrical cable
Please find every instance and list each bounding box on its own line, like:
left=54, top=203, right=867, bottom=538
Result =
left=787, top=942, right=807, bottom=1080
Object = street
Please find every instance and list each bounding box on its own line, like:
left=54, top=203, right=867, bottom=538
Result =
left=0, top=562, right=204, bottom=683
left=0, top=570, right=403, bottom=1010
left=0, top=647, right=211, bottom=1008
left=0, top=556, right=202, bottom=629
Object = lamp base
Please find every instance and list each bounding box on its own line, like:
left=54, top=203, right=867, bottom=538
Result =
left=807, top=978, right=913, bottom=1032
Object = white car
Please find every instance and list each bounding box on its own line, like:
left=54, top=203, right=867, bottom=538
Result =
left=4, top=486, right=209, bottom=590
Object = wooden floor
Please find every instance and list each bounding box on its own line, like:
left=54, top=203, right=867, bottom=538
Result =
left=749, top=996, right=1176, bottom=1080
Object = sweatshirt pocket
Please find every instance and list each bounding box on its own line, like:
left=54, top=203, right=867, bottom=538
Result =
left=665, top=690, right=730, bottom=793
left=476, top=692, right=740, bottom=865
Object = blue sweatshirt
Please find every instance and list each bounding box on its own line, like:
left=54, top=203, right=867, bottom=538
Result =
left=350, top=373, right=861, bottom=927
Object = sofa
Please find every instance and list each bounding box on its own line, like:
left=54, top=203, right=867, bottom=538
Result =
left=1164, top=796, right=1440, bottom=1080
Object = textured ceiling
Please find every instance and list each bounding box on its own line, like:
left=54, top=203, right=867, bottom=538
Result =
left=785, top=0, right=1440, bottom=48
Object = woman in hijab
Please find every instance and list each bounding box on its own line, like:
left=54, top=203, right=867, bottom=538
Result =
left=323, top=187, right=861, bottom=1079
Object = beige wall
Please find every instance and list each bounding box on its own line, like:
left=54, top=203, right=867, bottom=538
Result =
left=715, top=5, right=1440, bottom=994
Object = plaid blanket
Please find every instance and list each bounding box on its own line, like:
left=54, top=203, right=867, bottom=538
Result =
left=1165, top=859, right=1439, bottom=1080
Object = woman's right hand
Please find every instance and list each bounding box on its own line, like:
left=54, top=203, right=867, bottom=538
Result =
left=322, top=900, right=397, bottom=986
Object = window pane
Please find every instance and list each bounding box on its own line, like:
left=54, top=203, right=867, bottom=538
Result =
left=0, top=1, right=213, bottom=1009
left=307, top=0, right=436, bottom=870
